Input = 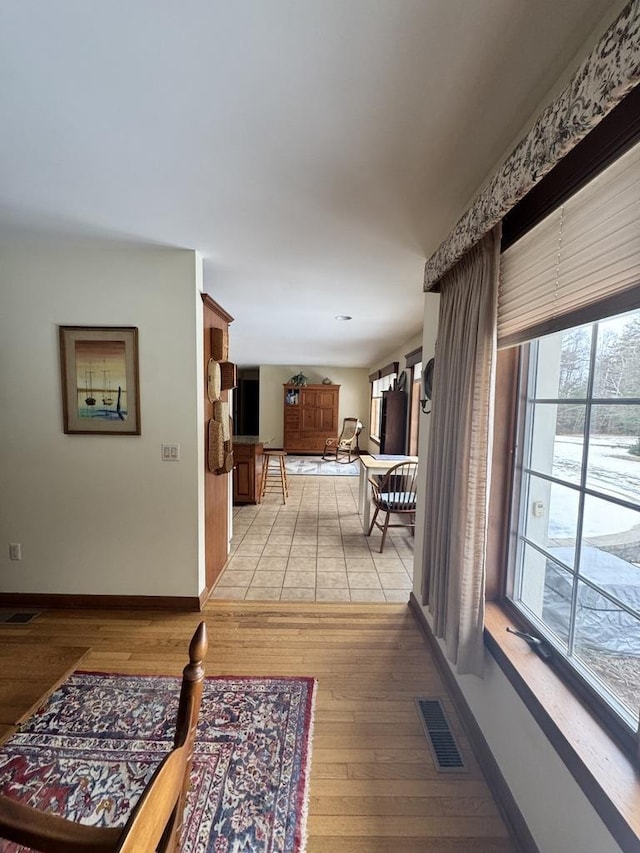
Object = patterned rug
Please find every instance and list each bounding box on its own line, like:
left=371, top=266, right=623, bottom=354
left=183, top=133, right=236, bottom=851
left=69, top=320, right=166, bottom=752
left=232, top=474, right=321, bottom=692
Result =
left=285, top=455, right=360, bottom=476
left=0, top=672, right=316, bottom=853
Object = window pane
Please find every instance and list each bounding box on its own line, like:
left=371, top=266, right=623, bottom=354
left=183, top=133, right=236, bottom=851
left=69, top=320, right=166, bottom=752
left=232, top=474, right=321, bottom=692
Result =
left=530, top=403, right=585, bottom=484
left=518, top=543, right=571, bottom=649
left=541, top=558, right=573, bottom=649
left=578, top=547, right=640, bottom=625
left=586, top=405, right=640, bottom=503
left=370, top=399, right=380, bottom=439
left=573, top=580, right=640, bottom=721
left=593, top=311, right=640, bottom=399
left=582, top=493, right=640, bottom=554
left=518, top=542, right=548, bottom=617
left=409, top=371, right=421, bottom=456
left=535, top=325, right=592, bottom=399
left=523, top=474, right=579, bottom=562
left=580, top=496, right=640, bottom=615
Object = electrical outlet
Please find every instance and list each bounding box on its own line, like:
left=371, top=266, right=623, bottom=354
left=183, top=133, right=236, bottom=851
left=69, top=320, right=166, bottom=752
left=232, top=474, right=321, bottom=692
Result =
left=9, top=543, right=21, bottom=560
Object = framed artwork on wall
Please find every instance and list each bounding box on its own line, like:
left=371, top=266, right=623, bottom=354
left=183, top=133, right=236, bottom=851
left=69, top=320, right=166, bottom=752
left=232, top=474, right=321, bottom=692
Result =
left=59, top=325, right=141, bottom=435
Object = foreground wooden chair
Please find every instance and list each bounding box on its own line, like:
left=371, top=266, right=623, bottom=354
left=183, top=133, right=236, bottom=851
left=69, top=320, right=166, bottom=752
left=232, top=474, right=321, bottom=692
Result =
left=0, top=621, right=208, bottom=853
left=367, top=460, right=418, bottom=552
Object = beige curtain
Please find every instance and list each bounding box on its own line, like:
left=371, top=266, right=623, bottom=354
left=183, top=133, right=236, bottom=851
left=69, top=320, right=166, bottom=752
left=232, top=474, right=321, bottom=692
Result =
left=421, top=226, right=501, bottom=676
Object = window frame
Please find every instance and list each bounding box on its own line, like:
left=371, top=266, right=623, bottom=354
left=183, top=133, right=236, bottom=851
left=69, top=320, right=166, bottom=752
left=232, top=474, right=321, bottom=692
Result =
left=369, top=362, right=398, bottom=444
left=491, top=86, right=640, bottom=762
left=498, top=313, right=640, bottom=758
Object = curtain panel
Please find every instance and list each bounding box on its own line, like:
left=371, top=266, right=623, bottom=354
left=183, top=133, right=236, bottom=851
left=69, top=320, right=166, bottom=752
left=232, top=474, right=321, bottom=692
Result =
left=423, top=0, right=640, bottom=292
left=421, top=226, right=501, bottom=676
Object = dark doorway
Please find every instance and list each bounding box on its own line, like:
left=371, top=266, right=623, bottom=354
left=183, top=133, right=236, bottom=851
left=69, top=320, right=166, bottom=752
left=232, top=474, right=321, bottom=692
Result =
left=234, top=367, right=260, bottom=436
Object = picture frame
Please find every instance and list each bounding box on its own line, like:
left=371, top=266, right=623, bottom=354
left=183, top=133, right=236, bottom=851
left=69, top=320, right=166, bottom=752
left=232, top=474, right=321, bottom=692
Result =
left=59, top=326, right=141, bottom=435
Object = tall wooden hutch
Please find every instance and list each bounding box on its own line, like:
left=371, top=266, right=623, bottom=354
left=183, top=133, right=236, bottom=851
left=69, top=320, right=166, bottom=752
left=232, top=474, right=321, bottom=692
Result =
left=380, top=389, right=407, bottom=454
left=283, top=383, right=340, bottom=454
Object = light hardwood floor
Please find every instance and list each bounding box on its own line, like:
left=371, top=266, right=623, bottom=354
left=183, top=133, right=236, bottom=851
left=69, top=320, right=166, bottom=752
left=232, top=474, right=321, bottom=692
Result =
left=0, top=601, right=519, bottom=852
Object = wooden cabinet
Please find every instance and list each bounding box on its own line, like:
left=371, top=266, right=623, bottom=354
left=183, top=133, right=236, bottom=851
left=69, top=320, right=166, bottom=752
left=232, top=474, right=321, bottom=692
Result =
left=233, top=441, right=263, bottom=504
left=283, top=384, right=339, bottom=453
left=380, top=389, right=407, bottom=454
left=201, top=293, right=234, bottom=593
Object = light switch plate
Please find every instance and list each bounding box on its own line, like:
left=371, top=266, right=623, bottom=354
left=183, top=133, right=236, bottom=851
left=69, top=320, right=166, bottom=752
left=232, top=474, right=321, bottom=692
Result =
left=161, top=443, right=180, bottom=461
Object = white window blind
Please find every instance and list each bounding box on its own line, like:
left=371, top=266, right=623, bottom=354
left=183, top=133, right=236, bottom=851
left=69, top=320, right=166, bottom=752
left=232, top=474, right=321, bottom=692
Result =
left=498, top=140, right=640, bottom=348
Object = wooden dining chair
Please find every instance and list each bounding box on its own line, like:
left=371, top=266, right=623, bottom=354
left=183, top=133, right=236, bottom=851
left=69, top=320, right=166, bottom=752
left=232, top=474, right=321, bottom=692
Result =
left=367, top=460, right=418, bottom=552
left=0, top=621, right=208, bottom=853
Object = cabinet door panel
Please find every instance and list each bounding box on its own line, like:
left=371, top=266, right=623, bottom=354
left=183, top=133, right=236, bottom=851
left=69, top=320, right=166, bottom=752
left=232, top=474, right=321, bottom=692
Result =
left=318, top=390, right=337, bottom=408
left=301, top=409, right=319, bottom=431
left=300, top=388, right=318, bottom=408
left=317, top=408, right=336, bottom=431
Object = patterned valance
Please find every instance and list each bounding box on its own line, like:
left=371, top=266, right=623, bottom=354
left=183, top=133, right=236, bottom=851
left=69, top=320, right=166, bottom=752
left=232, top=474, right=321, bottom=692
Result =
left=424, top=0, right=640, bottom=291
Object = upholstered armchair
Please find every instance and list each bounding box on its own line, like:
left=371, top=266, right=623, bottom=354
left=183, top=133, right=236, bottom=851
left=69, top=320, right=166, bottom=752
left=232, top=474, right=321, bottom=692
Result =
left=322, top=417, right=362, bottom=463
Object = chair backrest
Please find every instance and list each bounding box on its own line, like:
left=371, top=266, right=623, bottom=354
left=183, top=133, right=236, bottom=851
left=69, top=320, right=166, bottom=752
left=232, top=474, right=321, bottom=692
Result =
left=338, top=417, right=360, bottom=445
left=0, top=622, right=208, bottom=853
left=375, top=461, right=418, bottom=510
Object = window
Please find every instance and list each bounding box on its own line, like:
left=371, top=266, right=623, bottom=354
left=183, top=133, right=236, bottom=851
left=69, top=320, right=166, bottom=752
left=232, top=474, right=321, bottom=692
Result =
left=408, top=361, right=422, bottom=456
left=508, top=306, right=640, bottom=737
left=369, top=363, right=398, bottom=443
left=405, top=347, right=422, bottom=456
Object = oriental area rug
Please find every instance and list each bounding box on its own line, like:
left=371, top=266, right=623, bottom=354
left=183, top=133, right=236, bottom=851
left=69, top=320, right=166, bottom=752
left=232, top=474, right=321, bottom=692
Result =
left=0, top=672, right=316, bottom=853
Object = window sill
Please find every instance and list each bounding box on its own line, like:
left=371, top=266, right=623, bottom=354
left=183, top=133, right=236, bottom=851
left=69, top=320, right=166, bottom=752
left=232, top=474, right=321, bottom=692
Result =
left=369, top=436, right=381, bottom=446
left=485, top=602, right=640, bottom=851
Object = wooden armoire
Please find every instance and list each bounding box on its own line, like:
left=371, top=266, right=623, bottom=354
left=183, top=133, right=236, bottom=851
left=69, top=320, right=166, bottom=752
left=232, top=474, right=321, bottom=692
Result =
left=380, top=389, right=407, bottom=454
left=283, top=383, right=340, bottom=453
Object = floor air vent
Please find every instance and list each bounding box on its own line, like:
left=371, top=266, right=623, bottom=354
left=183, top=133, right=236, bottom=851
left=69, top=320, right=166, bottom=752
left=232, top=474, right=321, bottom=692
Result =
left=0, top=611, right=40, bottom=625
left=415, top=698, right=466, bottom=771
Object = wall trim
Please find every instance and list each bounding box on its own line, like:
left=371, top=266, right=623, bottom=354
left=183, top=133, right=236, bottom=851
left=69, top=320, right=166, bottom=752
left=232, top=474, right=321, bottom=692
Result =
left=198, top=585, right=213, bottom=609
left=0, top=593, right=202, bottom=612
left=200, top=292, right=234, bottom=324
left=408, top=592, right=539, bottom=853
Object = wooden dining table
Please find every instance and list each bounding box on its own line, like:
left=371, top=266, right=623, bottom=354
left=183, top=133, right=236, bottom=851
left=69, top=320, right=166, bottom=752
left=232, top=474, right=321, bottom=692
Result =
left=0, top=640, right=89, bottom=741
left=358, top=453, right=419, bottom=531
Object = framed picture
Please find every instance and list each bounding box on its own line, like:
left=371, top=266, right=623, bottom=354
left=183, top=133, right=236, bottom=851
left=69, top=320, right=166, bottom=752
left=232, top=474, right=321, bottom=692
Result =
left=59, top=326, right=141, bottom=435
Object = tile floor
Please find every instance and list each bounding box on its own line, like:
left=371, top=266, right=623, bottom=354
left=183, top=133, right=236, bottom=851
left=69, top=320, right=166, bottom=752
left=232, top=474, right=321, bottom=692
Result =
left=212, top=472, right=414, bottom=603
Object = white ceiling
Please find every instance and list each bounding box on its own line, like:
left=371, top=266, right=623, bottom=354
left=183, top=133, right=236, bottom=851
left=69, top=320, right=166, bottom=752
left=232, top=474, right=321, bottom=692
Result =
left=0, top=0, right=625, bottom=367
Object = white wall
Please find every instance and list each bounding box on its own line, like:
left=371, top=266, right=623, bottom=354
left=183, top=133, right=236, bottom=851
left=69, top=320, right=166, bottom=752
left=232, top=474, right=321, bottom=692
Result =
left=258, top=365, right=370, bottom=448
left=0, top=242, right=203, bottom=597
left=412, top=295, right=623, bottom=852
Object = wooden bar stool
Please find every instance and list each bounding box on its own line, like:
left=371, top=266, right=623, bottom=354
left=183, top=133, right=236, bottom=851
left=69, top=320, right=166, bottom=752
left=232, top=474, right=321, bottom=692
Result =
left=260, top=448, right=289, bottom=503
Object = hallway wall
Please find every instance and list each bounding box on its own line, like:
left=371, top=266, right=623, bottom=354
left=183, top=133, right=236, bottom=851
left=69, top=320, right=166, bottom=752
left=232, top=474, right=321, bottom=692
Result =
left=0, top=241, right=204, bottom=597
